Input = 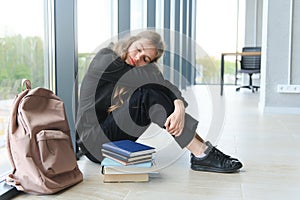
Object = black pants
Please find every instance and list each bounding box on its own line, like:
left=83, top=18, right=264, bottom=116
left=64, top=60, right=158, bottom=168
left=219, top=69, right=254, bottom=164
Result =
left=100, top=87, right=198, bottom=148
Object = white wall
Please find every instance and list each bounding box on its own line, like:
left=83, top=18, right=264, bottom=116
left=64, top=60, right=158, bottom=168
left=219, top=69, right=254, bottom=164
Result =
left=259, top=0, right=300, bottom=114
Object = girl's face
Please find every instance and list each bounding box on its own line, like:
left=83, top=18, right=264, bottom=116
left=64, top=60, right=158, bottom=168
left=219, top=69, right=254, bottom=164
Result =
left=125, top=38, right=157, bottom=67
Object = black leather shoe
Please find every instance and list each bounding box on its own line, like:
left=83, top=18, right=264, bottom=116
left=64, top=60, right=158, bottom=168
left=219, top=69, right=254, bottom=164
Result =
left=206, top=141, right=239, bottom=161
left=191, top=141, right=243, bottom=173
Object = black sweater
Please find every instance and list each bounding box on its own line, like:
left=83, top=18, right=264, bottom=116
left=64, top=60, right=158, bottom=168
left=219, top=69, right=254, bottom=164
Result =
left=78, top=47, right=188, bottom=124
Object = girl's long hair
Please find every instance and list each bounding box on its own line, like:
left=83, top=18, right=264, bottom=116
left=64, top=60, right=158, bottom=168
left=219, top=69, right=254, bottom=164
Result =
left=108, top=30, right=165, bottom=113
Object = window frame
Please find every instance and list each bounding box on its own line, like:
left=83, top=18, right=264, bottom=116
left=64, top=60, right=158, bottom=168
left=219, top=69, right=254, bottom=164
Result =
left=0, top=0, right=53, bottom=198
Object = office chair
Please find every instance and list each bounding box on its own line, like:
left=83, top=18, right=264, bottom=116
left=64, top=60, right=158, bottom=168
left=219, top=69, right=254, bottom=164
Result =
left=236, top=47, right=261, bottom=92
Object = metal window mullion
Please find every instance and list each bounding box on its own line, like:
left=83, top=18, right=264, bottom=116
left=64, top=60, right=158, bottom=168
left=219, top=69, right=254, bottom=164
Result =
left=147, top=0, right=156, bottom=27
left=174, top=0, right=180, bottom=88
left=187, top=0, right=192, bottom=85
left=118, top=0, right=130, bottom=35
left=163, top=0, right=171, bottom=80
left=54, top=0, right=77, bottom=148
left=181, top=0, right=187, bottom=88
left=190, top=0, right=196, bottom=85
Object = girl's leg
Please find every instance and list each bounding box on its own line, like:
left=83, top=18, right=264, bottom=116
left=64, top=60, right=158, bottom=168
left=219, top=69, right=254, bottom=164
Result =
left=102, top=87, right=197, bottom=149
left=186, top=133, right=207, bottom=157
left=103, top=87, right=243, bottom=173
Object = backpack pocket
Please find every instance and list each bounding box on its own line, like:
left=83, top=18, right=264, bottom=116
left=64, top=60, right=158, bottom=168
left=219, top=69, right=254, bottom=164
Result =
left=36, top=130, right=77, bottom=177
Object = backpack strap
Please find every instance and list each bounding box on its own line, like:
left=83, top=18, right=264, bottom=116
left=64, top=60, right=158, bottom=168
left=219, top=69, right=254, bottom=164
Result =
left=8, top=89, right=30, bottom=134
left=21, top=79, right=31, bottom=90
left=6, top=80, right=31, bottom=175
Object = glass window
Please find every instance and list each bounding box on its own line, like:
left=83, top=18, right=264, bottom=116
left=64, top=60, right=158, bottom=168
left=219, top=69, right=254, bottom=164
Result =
left=130, top=0, right=147, bottom=31
left=155, top=0, right=164, bottom=29
left=196, top=0, right=245, bottom=84
left=0, top=0, right=46, bottom=175
left=77, top=0, right=116, bottom=87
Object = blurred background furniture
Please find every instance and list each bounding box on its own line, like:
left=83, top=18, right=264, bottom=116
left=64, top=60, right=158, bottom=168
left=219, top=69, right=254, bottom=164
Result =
left=220, top=49, right=261, bottom=95
left=235, top=47, right=261, bottom=92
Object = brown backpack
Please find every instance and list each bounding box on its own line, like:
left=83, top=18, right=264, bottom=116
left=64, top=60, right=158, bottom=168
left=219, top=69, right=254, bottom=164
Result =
left=6, top=79, right=83, bottom=194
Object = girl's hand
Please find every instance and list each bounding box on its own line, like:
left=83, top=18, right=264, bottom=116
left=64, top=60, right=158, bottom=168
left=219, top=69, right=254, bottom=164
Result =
left=164, top=99, right=185, bottom=137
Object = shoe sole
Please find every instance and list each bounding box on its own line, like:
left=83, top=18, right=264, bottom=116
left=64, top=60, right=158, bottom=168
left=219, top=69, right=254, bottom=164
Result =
left=191, top=164, right=242, bottom=173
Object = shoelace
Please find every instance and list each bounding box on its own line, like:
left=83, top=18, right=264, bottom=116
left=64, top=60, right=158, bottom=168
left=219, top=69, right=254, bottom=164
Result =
left=213, top=147, right=232, bottom=159
left=205, top=141, right=236, bottom=160
left=209, top=148, right=236, bottom=167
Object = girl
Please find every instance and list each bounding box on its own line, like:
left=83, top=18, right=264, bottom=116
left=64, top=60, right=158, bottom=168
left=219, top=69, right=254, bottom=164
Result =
left=76, top=30, right=242, bottom=173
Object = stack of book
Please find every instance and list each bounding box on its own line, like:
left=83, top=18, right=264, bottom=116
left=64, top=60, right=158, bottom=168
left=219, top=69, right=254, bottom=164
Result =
left=101, top=157, right=154, bottom=183
left=101, top=140, right=156, bottom=183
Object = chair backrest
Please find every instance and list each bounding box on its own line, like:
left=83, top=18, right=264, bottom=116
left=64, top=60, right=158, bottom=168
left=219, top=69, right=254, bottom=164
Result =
left=241, top=47, right=261, bottom=70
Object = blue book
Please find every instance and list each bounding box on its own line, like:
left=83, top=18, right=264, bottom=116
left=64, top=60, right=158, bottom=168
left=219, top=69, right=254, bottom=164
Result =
left=101, top=157, right=154, bottom=175
left=102, top=149, right=153, bottom=162
left=102, top=140, right=155, bottom=157
left=101, top=157, right=152, bottom=168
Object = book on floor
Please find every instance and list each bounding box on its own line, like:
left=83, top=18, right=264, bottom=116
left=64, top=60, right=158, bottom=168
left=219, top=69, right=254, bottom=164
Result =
left=102, top=140, right=155, bottom=157
left=101, top=157, right=155, bottom=183
left=101, top=157, right=154, bottom=174
left=102, top=152, right=153, bottom=166
left=102, top=173, right=149, bottom=183
left=102, top=148, right=153, bottom=162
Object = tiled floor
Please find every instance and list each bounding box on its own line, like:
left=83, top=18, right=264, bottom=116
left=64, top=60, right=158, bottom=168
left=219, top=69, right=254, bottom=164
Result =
left=14, top=85, right=300, bottom=200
